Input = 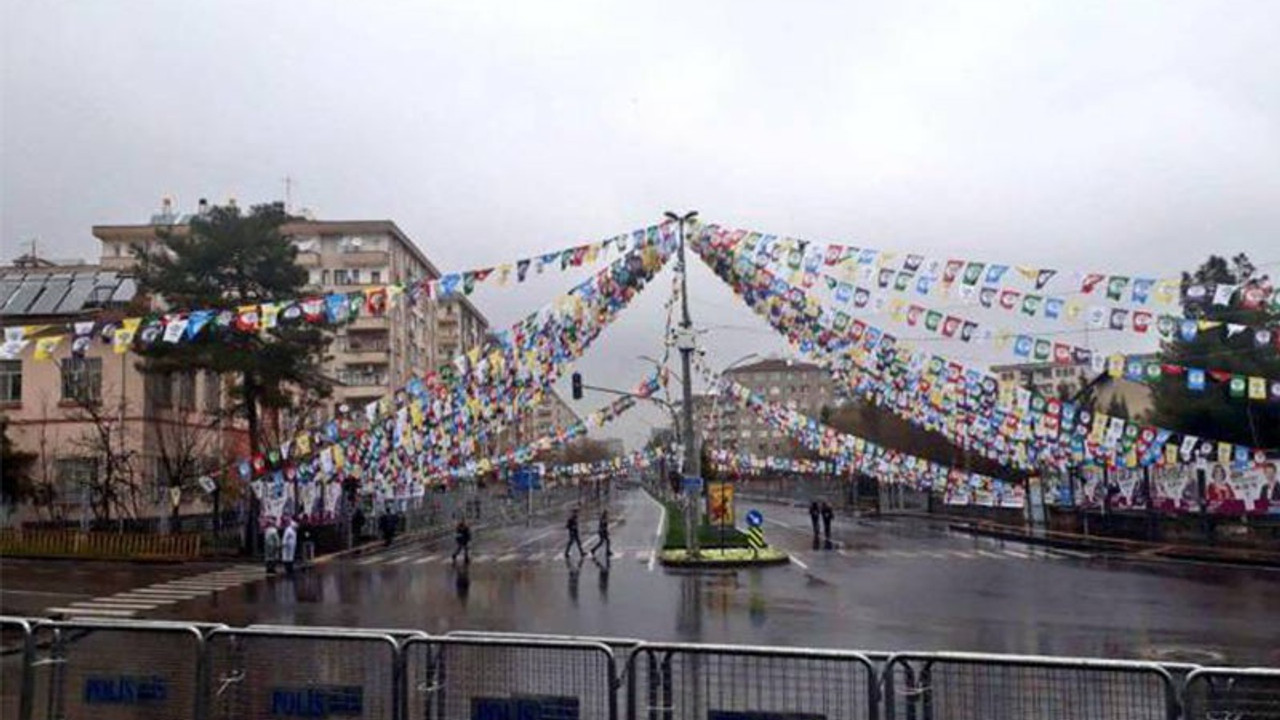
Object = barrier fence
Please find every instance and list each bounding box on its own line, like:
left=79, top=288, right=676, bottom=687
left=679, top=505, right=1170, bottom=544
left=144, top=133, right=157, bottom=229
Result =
left=1, top=617, right=1275, bottom=720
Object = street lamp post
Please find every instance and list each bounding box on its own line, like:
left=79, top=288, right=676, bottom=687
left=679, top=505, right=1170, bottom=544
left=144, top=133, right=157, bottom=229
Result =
left=709, top=353, right=759, bottom=552
left=665, top=210, right=700, bottom=556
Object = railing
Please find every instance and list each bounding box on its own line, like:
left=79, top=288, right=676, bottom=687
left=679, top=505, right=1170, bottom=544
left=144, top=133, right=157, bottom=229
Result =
left=0, top=528, right=202, bottom=560
left=2, top=619, right=1275, bottom=720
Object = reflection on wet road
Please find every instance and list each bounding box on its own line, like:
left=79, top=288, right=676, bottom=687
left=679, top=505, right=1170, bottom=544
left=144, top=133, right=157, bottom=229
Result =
left=117, top=489, right=1279, bottom=665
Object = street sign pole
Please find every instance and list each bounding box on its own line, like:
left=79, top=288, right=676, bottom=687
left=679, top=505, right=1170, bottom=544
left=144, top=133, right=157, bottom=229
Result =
left=667, top=210, right=700, bottom=557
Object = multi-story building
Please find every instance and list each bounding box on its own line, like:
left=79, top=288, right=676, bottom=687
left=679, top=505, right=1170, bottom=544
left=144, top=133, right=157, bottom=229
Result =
left=991, top=356, right=1155, bottom=419
left=1, top=258, right=244, bottom=522
left=92, top=200, right=473, bottom=413
left=678, top=357, right=841, bottom=458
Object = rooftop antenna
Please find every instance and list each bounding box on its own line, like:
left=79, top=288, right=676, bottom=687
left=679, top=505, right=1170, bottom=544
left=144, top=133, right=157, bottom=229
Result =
left=283, top=176, right=295, bottom=214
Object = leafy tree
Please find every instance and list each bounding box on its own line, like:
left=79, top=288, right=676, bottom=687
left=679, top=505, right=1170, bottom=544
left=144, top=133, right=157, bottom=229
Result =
left=1149, top=254, right=1280, bottom=448
left=1104, top=394, right=1130, bottom=421
left=133, top=202, right=333, bottom=457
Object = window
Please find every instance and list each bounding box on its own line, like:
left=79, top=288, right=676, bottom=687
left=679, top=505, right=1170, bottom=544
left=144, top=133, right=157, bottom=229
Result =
left=147, top=372, right=173, bottom=410
left=0, top=360, right=20, bottom=403
left=61, top=357, right=102, bottom=404
left=55, top=457, right=97, bottom=504
left=177, top=371, right=197, bottom=411
left=321, top=269, right=331, bottom=285
left=334, top=269, right=350, bottom=285
left=370, top=270, right=381, bottom=285
left=203, top=372, right=221, bottom=413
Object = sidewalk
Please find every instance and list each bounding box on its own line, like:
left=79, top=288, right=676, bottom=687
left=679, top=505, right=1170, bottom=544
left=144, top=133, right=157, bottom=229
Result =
left=937, top=515, right=1280, bottom=569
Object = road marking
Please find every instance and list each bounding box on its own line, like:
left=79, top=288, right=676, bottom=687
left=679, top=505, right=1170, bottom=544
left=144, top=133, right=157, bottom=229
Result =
left=388, top=556, right=413, bottom=565
left=788, top=554, right=810, bottom=570
left=528, top=552, right=545, bottom=562
left=951, top=551, right=976, bottom=559
left=46, top=607, right=137, bottom=617
left=1001, top=549, right=1030, bottom=559
left=643, top=490, right=666, bottom=572
left=358, top=555, right=386, bottom=566
left=156, top=582, right=239, bottom=591
left=472, top=554, right=493, bottom=563
left=134, top=585, right=209, bottom=594
left=498, top=553, right=518, bottom=563
left=69, top=600, right=160, bottom=610
left=516, top=528, right=557, bottom=548
left=975, top=550, right=1004, bottom=559
left=112, top=594, right=180, bottom=604
left=413, top=554, right=441, bottom=565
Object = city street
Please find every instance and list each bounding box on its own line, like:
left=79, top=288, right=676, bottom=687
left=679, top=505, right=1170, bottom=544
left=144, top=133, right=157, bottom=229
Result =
left=8, top=489, right=1276, bottom=666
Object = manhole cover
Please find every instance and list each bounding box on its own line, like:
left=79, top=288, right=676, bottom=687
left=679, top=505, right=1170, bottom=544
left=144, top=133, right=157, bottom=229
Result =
left=1141, top=645, right=1228, bottom=664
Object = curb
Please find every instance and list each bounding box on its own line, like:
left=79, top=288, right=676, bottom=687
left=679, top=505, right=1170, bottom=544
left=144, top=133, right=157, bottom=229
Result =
left=657, top=548, right=790, bottom=568
left=950, top=522, right=1280, bottom=569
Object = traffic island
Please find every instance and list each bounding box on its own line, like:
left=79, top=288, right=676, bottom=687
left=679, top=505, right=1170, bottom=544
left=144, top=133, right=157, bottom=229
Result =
left=656, top=500, right=790, bottom=568
left=659, top=546, right=790, bottom=567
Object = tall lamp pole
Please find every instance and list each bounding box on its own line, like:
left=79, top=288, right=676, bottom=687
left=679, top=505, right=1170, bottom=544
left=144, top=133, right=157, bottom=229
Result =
left=665, top=210, right=700, bottom=556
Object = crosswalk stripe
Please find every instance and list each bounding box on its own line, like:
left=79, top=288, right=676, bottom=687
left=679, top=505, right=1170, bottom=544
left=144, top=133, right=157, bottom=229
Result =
left=358, top=555, right=384, bottom=565
left=156, top=583, right=239, bottom=591
left=975, top=550, right=1004, bottom=559
left=46, top=607, right=136, bottom=617
left=413, top=554, right=441, bottom=565
left=112, top=594, right=180, bottom=604
left=1002, top=549, right=1030, bottom=559
left=951, top=551, right=976, bottom=559
left=472, top=555, right=493, bottom=563
left=528, top=552, right=544, bottom=562
left=926, top=552, right=950, bottom=559
left=70, top=600, right=160, bottom=610
left=498, top=554, right=518, bottom=563
left=388, top=556, right=413, bottom=565
left=130, top=588, right=207, bottom=598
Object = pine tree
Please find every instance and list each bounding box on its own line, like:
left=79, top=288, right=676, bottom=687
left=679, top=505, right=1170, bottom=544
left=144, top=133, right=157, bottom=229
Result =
left=1149, top=254, right=1280, bottom=448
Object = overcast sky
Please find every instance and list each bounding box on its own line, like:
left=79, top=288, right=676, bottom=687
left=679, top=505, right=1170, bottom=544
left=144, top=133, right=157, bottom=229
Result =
left=4, top=1, right=1279, bottom=449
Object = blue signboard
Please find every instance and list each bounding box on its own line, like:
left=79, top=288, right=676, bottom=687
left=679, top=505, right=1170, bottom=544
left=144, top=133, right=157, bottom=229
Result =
left=83, top=676, right=167, bottom=705
left=270, top=686, right=363, bottom=717
left=472, top=695, right=580, bottom=720
left=682, top=476, right=704, bottom=493
left=745, top=509, right=764, bottom=528
left=512, top=467, right=542, bottom=491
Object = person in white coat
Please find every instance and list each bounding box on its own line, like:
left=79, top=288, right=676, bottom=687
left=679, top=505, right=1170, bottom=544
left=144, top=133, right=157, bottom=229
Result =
left=281, top=519, right=298, bottom=576
left=263, top=523, right=281, bottom=574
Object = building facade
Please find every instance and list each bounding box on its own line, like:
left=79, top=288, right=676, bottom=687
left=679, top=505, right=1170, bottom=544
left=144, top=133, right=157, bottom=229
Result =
left=991, top=356, right=1155, bottom=420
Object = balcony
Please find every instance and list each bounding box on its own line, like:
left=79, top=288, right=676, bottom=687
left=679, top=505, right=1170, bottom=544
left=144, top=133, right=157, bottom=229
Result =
left=296, top=251, right=321, bottom=268
left=336, top=370, right=389, bottom=387
left=350, top=315, right=390, bottom=331
left=340, top=337, right=390, bottom=354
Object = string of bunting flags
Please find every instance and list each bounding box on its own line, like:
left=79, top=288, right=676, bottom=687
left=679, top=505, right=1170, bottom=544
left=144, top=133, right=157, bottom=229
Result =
left=694, top=225, right=1272, bottom=477
left=720, top=227, right=1280, bottom=312
left=0, top=222, right=673, bottom=361
left=748, top=255, right=1280, bottom=404
left=706, top=449, right=842, bottom=477
left=697, top=355, right=1019, bottom=501
left=236, top=232, right=678, bottom=525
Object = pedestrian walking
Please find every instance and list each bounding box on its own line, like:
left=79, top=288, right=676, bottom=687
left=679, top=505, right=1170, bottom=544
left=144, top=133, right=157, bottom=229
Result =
left=820, top=501, right=834, bottom=549
left=588, top=509, right=611, bottom=560
left=379, top=506, right=397, bottom=547
left=808, top=500, right=821, bottom=542
left=263, top=523, right=281, bottom=574
left=564, top=508, right=586, bottom=558
left=281, top=519, right=298, bottom=575
left=452, top=518, right=472, bottom=564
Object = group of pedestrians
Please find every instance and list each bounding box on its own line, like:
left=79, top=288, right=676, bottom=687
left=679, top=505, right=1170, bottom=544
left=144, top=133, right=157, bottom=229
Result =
left=448, top=505, right=612, bottom=565
left=263, top=518, right=300, bottom=575
left=809, top=500, right=835, bottom=549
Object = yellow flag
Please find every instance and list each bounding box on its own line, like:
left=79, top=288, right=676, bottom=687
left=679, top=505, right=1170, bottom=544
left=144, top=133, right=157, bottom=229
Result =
left=331, top=446, right=345, bottom=470
left=114, top=318, right=141, bottom=354
left=34, top=335, right=63, bottom=360
left=1107, top=354, right=1125, bottom=378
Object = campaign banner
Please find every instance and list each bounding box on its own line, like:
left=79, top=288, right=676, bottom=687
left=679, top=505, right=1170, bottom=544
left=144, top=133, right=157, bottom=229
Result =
left=707, top=482, right=736, bottom=526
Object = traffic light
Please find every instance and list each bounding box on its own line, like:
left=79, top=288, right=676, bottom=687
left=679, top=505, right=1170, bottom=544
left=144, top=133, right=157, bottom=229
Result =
left=571, top=372, right=583, bottom=400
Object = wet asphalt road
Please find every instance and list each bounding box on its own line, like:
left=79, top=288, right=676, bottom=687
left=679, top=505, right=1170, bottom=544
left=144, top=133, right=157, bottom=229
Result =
left=4, top=488, right=1278, bottom=665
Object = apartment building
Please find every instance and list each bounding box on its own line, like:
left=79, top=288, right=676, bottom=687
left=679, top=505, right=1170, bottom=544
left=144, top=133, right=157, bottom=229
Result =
left=991, top=356, right=1155, bottom=419
left=92, top=201, right=471, bottom=412
left=679, top=357, right=841, bottom=458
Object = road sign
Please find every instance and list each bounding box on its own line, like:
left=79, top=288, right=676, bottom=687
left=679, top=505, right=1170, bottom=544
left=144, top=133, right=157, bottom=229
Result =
left=746, top=526, right=766, bottom=549
left=682, top=476, right=703, bottom=493
left=745, top=509, right=763, bottom=528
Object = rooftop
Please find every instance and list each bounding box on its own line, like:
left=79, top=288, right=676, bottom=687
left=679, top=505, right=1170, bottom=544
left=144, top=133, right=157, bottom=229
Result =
left=0, top=263, right=135, bottom=319
left=726, top=357, right=826, bottom=375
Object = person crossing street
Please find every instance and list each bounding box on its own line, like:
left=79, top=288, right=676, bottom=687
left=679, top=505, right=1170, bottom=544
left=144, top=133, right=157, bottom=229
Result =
left=451, top=517, right=472, bottom=564
left=588, top=509, right=611, bottom=561
left=564, top=507, right=586, bottom=558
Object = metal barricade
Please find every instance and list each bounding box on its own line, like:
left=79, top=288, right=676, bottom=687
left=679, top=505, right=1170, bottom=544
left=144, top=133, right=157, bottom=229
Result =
left=28, top=619, right=206, bottom=720
left=627, top=642, right=880, bottom=720
left=1182, top=667, right=1280, bottom=719
left=205, top=627, right=400, bottom=720
left=403, top=634, right=619, bottom=720
left=883, top=651, right=1179, bottom=720
left=1, top=616, right=35, bottom=720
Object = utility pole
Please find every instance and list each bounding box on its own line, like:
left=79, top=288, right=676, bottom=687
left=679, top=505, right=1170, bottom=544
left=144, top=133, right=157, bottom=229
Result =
left=666, top=210, right=700, bottom=556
